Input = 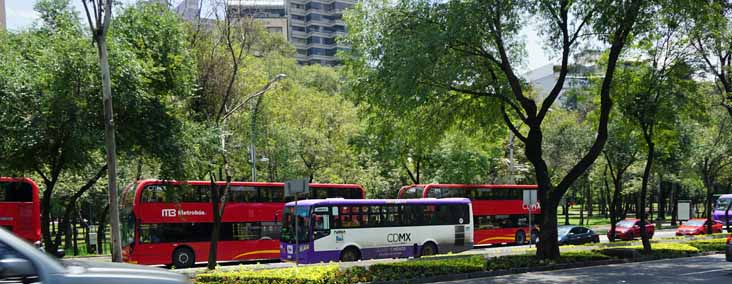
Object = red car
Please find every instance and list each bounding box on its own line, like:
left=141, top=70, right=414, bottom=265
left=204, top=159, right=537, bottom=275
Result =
left=676, top=218, right=723, bottom=236
left=607, top=218, right=655, bottom=240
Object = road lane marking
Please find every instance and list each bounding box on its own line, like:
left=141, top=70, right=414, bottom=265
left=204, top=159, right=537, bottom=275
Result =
left=679, top=268, right=729, bottom=276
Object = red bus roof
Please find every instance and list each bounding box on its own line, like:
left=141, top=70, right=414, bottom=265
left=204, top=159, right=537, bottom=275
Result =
left=398, top=183, right=538, bottom=198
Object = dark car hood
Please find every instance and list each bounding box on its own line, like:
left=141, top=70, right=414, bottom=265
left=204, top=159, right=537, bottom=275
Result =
left=60, top=260, right=190, bottom=284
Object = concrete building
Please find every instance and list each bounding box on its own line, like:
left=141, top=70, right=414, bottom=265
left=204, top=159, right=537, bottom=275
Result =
left=227, top=0, right=289, bottom=40
left=525, top=50, right=601, bottom=105
left=175, top=0, right=202, bottom=21
left=286, top=0, right=355, bottom=66
left=176, top=0, right=354, bottom=66
left=0, top=0, right=6, bottom=32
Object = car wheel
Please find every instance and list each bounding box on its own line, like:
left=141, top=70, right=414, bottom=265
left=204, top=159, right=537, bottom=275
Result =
left=515, top=230, right=526, bottom=244
left=172, top=247, right=195, bottom=268
left=420, top=242, right=438, bottom=257
left=340, top=246, right=361, bottom=262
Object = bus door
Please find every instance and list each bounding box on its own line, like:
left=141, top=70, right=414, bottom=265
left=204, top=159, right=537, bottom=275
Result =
left=312, top=207, right=331, bottom=242
left=454, top=225, right=465, bottom=247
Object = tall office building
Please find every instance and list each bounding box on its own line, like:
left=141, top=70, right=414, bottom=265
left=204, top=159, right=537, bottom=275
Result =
left=287, top=0, right=354, bottom=66
left=0, top=0, right=6, bottom=32
left=227, top=0, right=289, bottom=40
left=175, top=0, right=202, bottom=20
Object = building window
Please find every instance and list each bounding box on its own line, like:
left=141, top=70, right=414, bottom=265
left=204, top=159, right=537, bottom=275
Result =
left=267, top=27, right=283, bottom=34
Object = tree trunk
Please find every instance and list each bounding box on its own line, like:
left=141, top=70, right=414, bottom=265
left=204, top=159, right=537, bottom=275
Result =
left=208, top=179, right=221, bottom=269
left=704, top=173, right=715, bottom=234
left=565, top=200, right=571, bottom=225
left=41, top=180, right=56, bottom=252
left=73, top=220, right=79, bottom=256
left=670, top=183, right=677, bottom=226
left=658, top=180, right=666, bottom=220
left=608, top=169, right=625, bottom=242
left=587, top=183, right=593, bottom=217
left=579, top=201, right=584, bottom=225
left=64, top=221, right=73, bottom=250
left=98, top=205, right=109, bottom=254
left=638, top=133, right=653, bottom=254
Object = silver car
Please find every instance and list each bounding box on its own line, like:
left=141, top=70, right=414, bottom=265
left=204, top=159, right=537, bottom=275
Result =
left=0, top=228, right=190, bottom=284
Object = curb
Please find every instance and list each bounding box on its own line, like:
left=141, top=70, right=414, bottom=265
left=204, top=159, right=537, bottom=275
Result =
left=365, top=252, right=723, bottom=284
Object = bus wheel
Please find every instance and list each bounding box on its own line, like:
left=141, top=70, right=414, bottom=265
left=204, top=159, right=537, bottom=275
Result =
left=515, top=230, right=526, bottom=244
left=340, top=247, right=361, bottom=262
left=172, top=247, right=195, bottom=268
left=420, top=242, right=437, bottom=257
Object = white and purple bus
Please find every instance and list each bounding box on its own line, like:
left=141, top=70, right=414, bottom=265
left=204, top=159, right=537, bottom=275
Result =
left=713, top=194, right=732, bottom=225
left=279, top=198, right=473, bottom=263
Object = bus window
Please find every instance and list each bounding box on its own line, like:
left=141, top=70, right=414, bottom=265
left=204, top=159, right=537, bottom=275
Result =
left=0, top=182, right=33, bottom=202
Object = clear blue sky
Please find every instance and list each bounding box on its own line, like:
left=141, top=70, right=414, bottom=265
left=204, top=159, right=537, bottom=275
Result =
left=5, top=0, right=552, bottom=72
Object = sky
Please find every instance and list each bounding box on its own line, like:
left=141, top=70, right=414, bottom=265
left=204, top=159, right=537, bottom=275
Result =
left=4, top=0, right=552, bottom=72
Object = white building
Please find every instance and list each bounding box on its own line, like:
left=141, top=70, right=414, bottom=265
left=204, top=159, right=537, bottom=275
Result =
left=525, top=50, right=601, bottom=105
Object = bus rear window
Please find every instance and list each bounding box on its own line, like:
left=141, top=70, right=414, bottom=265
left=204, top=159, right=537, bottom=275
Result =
left=0, top=182, right=33, bottom=202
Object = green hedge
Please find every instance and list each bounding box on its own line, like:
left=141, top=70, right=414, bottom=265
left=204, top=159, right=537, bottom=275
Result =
left=362, top=255, right=486, bottom=282
left=594, top=242, right=699, bottom=259
left=196, top=243, right=710, bottom=284
left=687, top=238, right=727, bottom=252
left=486, top=250, right=610, bottom=270
left=196, top=264, right=343, bottom=284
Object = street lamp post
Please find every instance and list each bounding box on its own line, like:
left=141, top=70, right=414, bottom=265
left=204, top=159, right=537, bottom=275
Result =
left=250, top=73, right=287, bottom=182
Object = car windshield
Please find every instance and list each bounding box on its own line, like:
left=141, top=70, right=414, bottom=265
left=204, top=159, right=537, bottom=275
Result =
left=715, top=198, right=731, bottom=210
left=558, top=226, right=572, bottom=235
left=685, top=220, right=705, bottom=226
left=616, top=220, right=636, bottom=227
left=281, top=205, right=311, bottom=243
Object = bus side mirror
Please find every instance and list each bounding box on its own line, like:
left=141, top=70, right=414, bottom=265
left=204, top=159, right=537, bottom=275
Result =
left=274, top=213, right=279, bottom=223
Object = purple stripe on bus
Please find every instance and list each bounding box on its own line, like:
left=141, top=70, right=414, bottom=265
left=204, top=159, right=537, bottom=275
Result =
left=280, top=242, right=474, bottom=264
left=285, top=198, right=471, bottom=207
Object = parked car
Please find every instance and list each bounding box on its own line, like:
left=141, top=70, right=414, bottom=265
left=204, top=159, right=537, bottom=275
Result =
left=0, top=228, right=190, bottom=284
left=557, top=225, right=600, bottom=245
left=676, top=218, right=723, bottom=236
left=607, top=218, right=655, bottom=240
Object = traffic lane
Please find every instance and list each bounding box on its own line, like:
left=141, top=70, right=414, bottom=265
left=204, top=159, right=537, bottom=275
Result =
left=434, top=254, right=732, bottom=284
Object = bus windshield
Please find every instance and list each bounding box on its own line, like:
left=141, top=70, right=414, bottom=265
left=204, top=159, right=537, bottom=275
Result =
left=281, top=206, right=310, bottom=243
left=715, top=198, right=731, bottom=210
left=120, top=183, right=137, bottom=246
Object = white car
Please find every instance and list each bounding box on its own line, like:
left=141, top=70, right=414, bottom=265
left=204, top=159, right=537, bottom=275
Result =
left=0, top=228, right=190, bottom=284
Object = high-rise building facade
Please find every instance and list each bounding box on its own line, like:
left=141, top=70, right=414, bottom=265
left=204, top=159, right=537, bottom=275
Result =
left=227, top=0, right=289, bottom=40
left=181, top=0, right=354, bottom=66
left=0, top=0, right=6, bottom=32
left=287, top=0, right=355, bottom=66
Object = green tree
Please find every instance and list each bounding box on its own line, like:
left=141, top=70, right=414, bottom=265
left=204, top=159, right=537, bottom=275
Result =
left=186, top=2, right=289, bottom=269
left=690, top=88, right=732, bottom=234
left=344, top=0, right=650, bottom=259
left=613, top=14, right=696, bottom=250
left=603, top=115, right=641, bottom=241
left=0, top=0, right=195, bottom=254
left=687, top=0, right=732, bottom=117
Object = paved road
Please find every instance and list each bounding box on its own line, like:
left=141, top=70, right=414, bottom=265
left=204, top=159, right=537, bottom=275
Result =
left=434, top=254, right=732, bottom=284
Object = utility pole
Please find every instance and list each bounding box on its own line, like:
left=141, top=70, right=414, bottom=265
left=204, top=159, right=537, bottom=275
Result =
left=82, top=0, right=122, bottom=262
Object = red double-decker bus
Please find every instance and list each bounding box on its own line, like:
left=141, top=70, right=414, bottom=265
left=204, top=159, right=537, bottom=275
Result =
left=121, top=180, right=365, bottom=267
left=0, top=177, right=41, bottom=243
left=397, top=184, right=540, bottom=246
